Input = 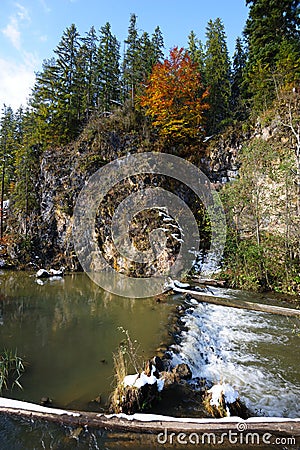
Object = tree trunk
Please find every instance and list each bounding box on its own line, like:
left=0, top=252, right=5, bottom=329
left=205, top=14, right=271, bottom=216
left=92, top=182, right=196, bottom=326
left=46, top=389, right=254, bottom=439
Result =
left=0, top=398, right=299, bottom=438
left=170, top=285, right=300, bottom=317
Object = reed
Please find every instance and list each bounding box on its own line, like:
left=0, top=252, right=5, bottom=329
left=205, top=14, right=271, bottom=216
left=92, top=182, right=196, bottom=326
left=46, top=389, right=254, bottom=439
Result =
left=0, top=349, right=25, bottom=393
left=109, top=328, right=144, bottom=413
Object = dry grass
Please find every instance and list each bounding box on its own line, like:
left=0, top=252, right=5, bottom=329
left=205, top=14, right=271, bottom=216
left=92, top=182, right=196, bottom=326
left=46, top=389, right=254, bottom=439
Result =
left=110, top=346, right=128, bottom=412
left=203, top=392, right=228, bottom=418
left=113, top=346, right=128, bottom=387
left=109, top=328, right=144, bottom=413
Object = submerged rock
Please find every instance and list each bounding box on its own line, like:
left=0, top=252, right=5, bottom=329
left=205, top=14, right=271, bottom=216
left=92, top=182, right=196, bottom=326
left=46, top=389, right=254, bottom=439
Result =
left=89, top=395, right=102, bottom=406
left=40, top=396, right=52, bottom=407
left=160, top=362, right=193, bottom=388
left=151, top=356, right=165, bottom=373
left=172, top=363, right=192, bottom=381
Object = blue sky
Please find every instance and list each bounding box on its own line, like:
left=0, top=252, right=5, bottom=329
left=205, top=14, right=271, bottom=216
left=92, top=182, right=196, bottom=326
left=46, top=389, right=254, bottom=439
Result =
left=0, top=0, right=249, bottom=111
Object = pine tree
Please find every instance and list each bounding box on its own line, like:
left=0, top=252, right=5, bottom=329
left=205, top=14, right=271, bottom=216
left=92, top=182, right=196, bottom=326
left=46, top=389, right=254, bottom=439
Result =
left=79, top=26, right=99, bottom=120
left=54, top=24, right=82, bottom=138
left=188, top=30, right=198, bottom=63
left=139, top=32, right=154, bottom=82
left=122, top=14, right=141, bottom=105
left=14, top=107, right=25, bottom=145
left=30, top=57, right=62, bottom=145
left=136, top=27, right=165, bottom=98
left=151, top=26, right=164, bottom=64
left=231, top=37, right=248, bottom=118
left=31, top=24, right=89, bottom=143
left=0, top=106, right=16, bottom=238
left=13, top=108, right=41, bottom=238
left=244, top=0, right=300, bottom=67
left=244, top=0, right=300, bottom=111
left=97, top=22, right=121, bottom=112
left=275, top=38, right=300, bottom=88
left=31, top=24, right=83, bottom=144
left=204, top=18, right=231, bottom=133
left=187, top=30, right=205, bottom=81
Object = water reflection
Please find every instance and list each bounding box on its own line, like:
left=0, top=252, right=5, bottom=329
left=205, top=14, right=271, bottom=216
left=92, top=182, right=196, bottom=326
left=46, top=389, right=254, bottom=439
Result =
left=0, top=271, right=175, bottom=410
left=1, top=272, right=299, bottom=449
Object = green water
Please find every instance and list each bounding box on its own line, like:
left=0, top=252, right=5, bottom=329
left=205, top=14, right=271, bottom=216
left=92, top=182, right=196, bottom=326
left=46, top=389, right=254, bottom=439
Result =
left=0, top=272, right=299, bottom=450
left=0, top=271, right=175, bottom=410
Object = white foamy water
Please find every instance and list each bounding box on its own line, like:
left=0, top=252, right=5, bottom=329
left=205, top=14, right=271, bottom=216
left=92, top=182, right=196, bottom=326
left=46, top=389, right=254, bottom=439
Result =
left=170, top=300, right=300, bottom=418
left=190, top=250, right=222, bottom=276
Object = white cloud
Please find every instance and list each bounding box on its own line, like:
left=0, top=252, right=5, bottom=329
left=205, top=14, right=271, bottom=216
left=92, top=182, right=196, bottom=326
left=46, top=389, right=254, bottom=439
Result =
left=38, top=0, right=51, bottom=13
left=2, top=16, right=21, bottom=50
left=15, top=3, right=30, bottom=22
left=1, top=3, right=30, bottom=50
left=0, top=57, right=36, bottom=110
left=0, top=5, right=39, bottom=110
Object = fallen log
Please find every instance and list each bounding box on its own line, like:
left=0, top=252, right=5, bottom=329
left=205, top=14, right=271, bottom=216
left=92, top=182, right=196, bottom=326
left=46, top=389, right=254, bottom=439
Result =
left=0, top=398, right=299, bottom=438
left=170, top=284, right=300, bottom=317
left=190, top=292, right=300, bottom=317
left=190, top=277, right=227, bottom=287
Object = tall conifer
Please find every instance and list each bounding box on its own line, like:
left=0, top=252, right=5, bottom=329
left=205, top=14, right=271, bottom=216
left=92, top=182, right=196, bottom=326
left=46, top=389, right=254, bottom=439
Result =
left=204, top=18, right=231, bottom=133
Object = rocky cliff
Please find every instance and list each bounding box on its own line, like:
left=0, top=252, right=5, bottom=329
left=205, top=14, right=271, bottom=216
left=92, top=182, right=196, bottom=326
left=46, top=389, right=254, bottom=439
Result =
left=6, top=114, right=248, bottom=272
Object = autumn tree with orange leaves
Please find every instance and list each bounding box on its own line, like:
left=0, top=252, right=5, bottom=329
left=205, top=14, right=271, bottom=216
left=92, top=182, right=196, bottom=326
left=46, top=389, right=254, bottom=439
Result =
left=138, top=47, right=209, bottom=141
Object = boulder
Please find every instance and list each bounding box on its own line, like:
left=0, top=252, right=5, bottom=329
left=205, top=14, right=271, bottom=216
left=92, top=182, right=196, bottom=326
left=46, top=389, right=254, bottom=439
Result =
left=36, top=267, right=65, bottom=278
left=172, top=363, right=192, bottom=381
left=151, top=356, right=165, bottom=373
left=36, top=269, right=51, bottom=278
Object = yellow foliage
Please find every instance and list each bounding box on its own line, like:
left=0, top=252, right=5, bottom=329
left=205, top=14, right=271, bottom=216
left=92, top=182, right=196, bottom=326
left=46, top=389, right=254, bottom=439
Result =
left=138, top=47, right=209, bottom=141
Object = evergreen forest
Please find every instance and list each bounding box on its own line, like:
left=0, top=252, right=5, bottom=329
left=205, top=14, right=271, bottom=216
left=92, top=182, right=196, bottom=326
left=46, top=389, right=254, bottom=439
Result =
left=1, top=1, right=300, bottom=295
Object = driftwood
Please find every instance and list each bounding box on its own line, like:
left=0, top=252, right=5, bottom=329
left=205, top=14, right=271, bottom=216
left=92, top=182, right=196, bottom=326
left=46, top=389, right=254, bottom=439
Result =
left=0, top=399, right=299, bottom=438
left=190, top=277, right=227, bottom=287
left=171, top=285, right=300, bottom=317
left=190, top=292, right=300, bottom=317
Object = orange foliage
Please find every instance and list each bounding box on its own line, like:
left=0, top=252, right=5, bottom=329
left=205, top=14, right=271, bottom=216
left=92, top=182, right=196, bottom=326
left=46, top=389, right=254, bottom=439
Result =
left=138, top=47, right=209, bottom=141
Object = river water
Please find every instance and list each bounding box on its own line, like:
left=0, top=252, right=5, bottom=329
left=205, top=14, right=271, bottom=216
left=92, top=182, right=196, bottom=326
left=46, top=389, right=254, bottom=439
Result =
left=0, top=272, right=174, bottom=409
left=0, top=272, right=299, bottom=449
left=170, top=292, right=300, bottom=418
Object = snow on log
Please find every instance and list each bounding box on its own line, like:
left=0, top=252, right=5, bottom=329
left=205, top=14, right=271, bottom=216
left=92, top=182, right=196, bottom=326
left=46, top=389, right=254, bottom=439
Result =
left=0, top=398, right=299, bottom=436
left=167, top=280, right=300, bottom=317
